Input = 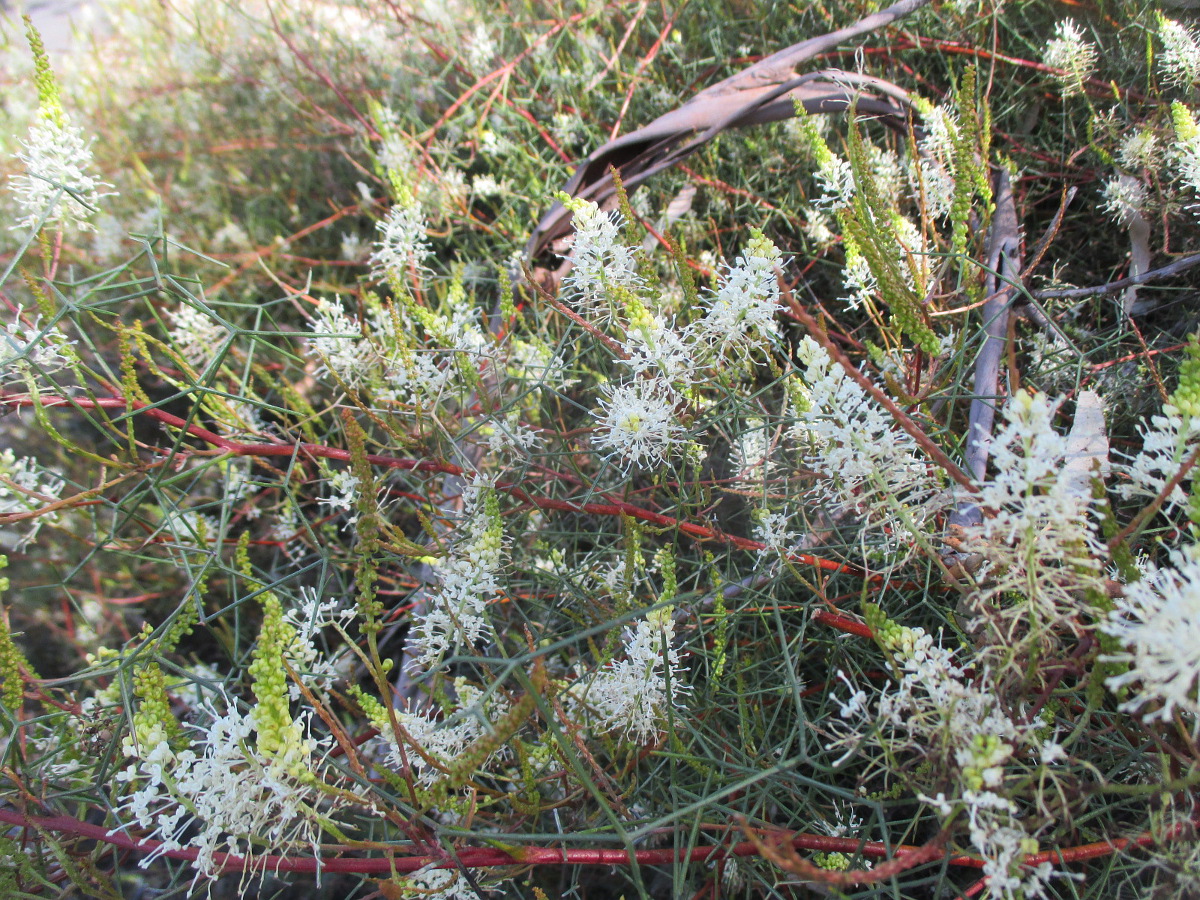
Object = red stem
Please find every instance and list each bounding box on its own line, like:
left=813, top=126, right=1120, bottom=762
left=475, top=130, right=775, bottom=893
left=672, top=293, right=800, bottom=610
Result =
left=5, top=806, right=1191, bottom=880
left=0, top=392, right=862, bottom=577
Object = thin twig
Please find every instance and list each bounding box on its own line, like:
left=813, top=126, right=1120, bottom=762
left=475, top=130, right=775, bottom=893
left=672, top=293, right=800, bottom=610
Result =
left=1032, top=251, right=1200, bottom=301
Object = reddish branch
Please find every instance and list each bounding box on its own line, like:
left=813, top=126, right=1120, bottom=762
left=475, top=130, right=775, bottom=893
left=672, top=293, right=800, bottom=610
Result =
left=0, top=392, right=861, bottom=576
left=3, top=806, right=1190, bottom=881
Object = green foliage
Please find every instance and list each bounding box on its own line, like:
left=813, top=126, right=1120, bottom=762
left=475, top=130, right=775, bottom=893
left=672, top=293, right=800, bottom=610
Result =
left=2, top=1, right=1200, bottom=898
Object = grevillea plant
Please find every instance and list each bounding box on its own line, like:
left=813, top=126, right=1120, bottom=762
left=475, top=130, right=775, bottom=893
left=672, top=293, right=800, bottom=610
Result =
left=3, top=1, right=1200, bottom=898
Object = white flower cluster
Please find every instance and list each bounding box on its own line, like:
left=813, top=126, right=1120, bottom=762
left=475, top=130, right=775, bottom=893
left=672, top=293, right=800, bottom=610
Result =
left=1101, top=553, right=1200, bottom=728
left=405, top=478, right=504, bottom=669
left=2, top=306, right=76, bottom=389
left=167, top=303, right=228, bottom=370
left=370, top=201, right=431, bottom=277
left=560, top=198, right=641, bottom=319
left=580, top=606, right=688, bottom=742
left=592, top=379, right=685, bottom=471
left=403, top=865, right=492, bottom=900
left=0, top=450, right=64, bottom=550
left=1100, top=174, right=1148, bottom=225
left=9, top=112, right=114, bottom=233
left=115, top=702, right=328, bottom=877
left=320, top=469, right=362, bottom=529
left=836, top=614, right=1065, bottom=899
left=1116, top=402, right=1200, bottom=519
left=754, top=508, right=796, bottom=554
left=1043, top=19, right=1097, bottom=98
left=913, top=104, right=959, bottom=218
left=578, top=216, right=787, bottom=471
left=1157, top=14, right=1200, bottom=89
left=971, top=392, right=1104, bottom=566
left=693, top=230, right=783, bottom=358
left=1173, top=104, right=1200, bottom=204
left=308, top=297, right=381, bottom=388
left=789, top=337, right=943, bottom=537
left=380, top=682, right=507, bottom=786
left=282, top=588, right=355, bottom=702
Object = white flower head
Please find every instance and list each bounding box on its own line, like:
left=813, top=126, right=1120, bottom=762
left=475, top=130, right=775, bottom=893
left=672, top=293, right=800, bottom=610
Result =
left=559, top=196, right=642, bottom=319
left=2, top=306, right=76, bottom=388
left=9, top=112, right=114, bottom=233
left=0, top=449, right=64, bottom=550
left=1158, top=14, right=1200, bottom=89
left=694, top=230, right=784, bottom=357
left=1100, top=174, right=1148, bottom=225
left=1043, top=19, right=1097, bottom=97
left=584, top=606, right=689, bottom=741
left=1101, top=555, right=1200, bottom=727
left=592, top=378, right=685, bottom=470
left=1117, top=130, right=1161, bottom=171
left=167, top=304, right=228, bottom=370
left=308, top=297, right=380, bottom=387
left=370, top=202, right=431, bottom=276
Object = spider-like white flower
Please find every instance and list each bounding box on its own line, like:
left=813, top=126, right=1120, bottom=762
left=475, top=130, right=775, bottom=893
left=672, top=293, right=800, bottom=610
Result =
left=2, top=306, right=76, bottom=388
left=841, top=245, right=877, bottom=311
left=9, top=112, right=114, bottom=233
left=619, top=313, right=697, bottom=384
left=1101, top=554, right=1200, bottom=727
left=694, top=230, right=783, bottom=356
left=1158, top=14, right=1200, bottom=89
left=115, top=702, right=334, bottom=878
left=308, top=297, right=380, bottom=387
left=754, top=508, right=796, bottom=553
left=1117, top=130, right=1161, bottom=171
left=1117, top=403, right=1200, bottom=518
left=1043, top=19, right=1097, bottom=98
left=790, top=337, right=943, bottom=527
left=585, top=606, right=688, bottom=741
left=813, top=154, right=856, bottom=209
left=560, top=197, right=642, bottom=319
left=320, top=469, right=361, bottom=528
left=592, top=378, right=685, bottom=470
left=370, top=202, right=431, bottom=276
left=733, top=420, right=775, bottom=487
left=167, top=304, right=228, bottom=370
left=405, top=478, right=504, bottom=669
left=0, top=450, right=64, bottom=550
left=968, top=391, right=1106, bottom=582
left=1101, top=174, right=1148, bottom=225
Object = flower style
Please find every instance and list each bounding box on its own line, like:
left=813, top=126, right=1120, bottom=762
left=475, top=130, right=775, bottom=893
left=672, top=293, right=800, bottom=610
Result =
left=1100, top=553, right=1200, bottom=727
left=9, top=112, right=113, bottom=233
left=592, top=378, right=685, bottom=470
left=1043, top=19, right=1097, bottom=97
